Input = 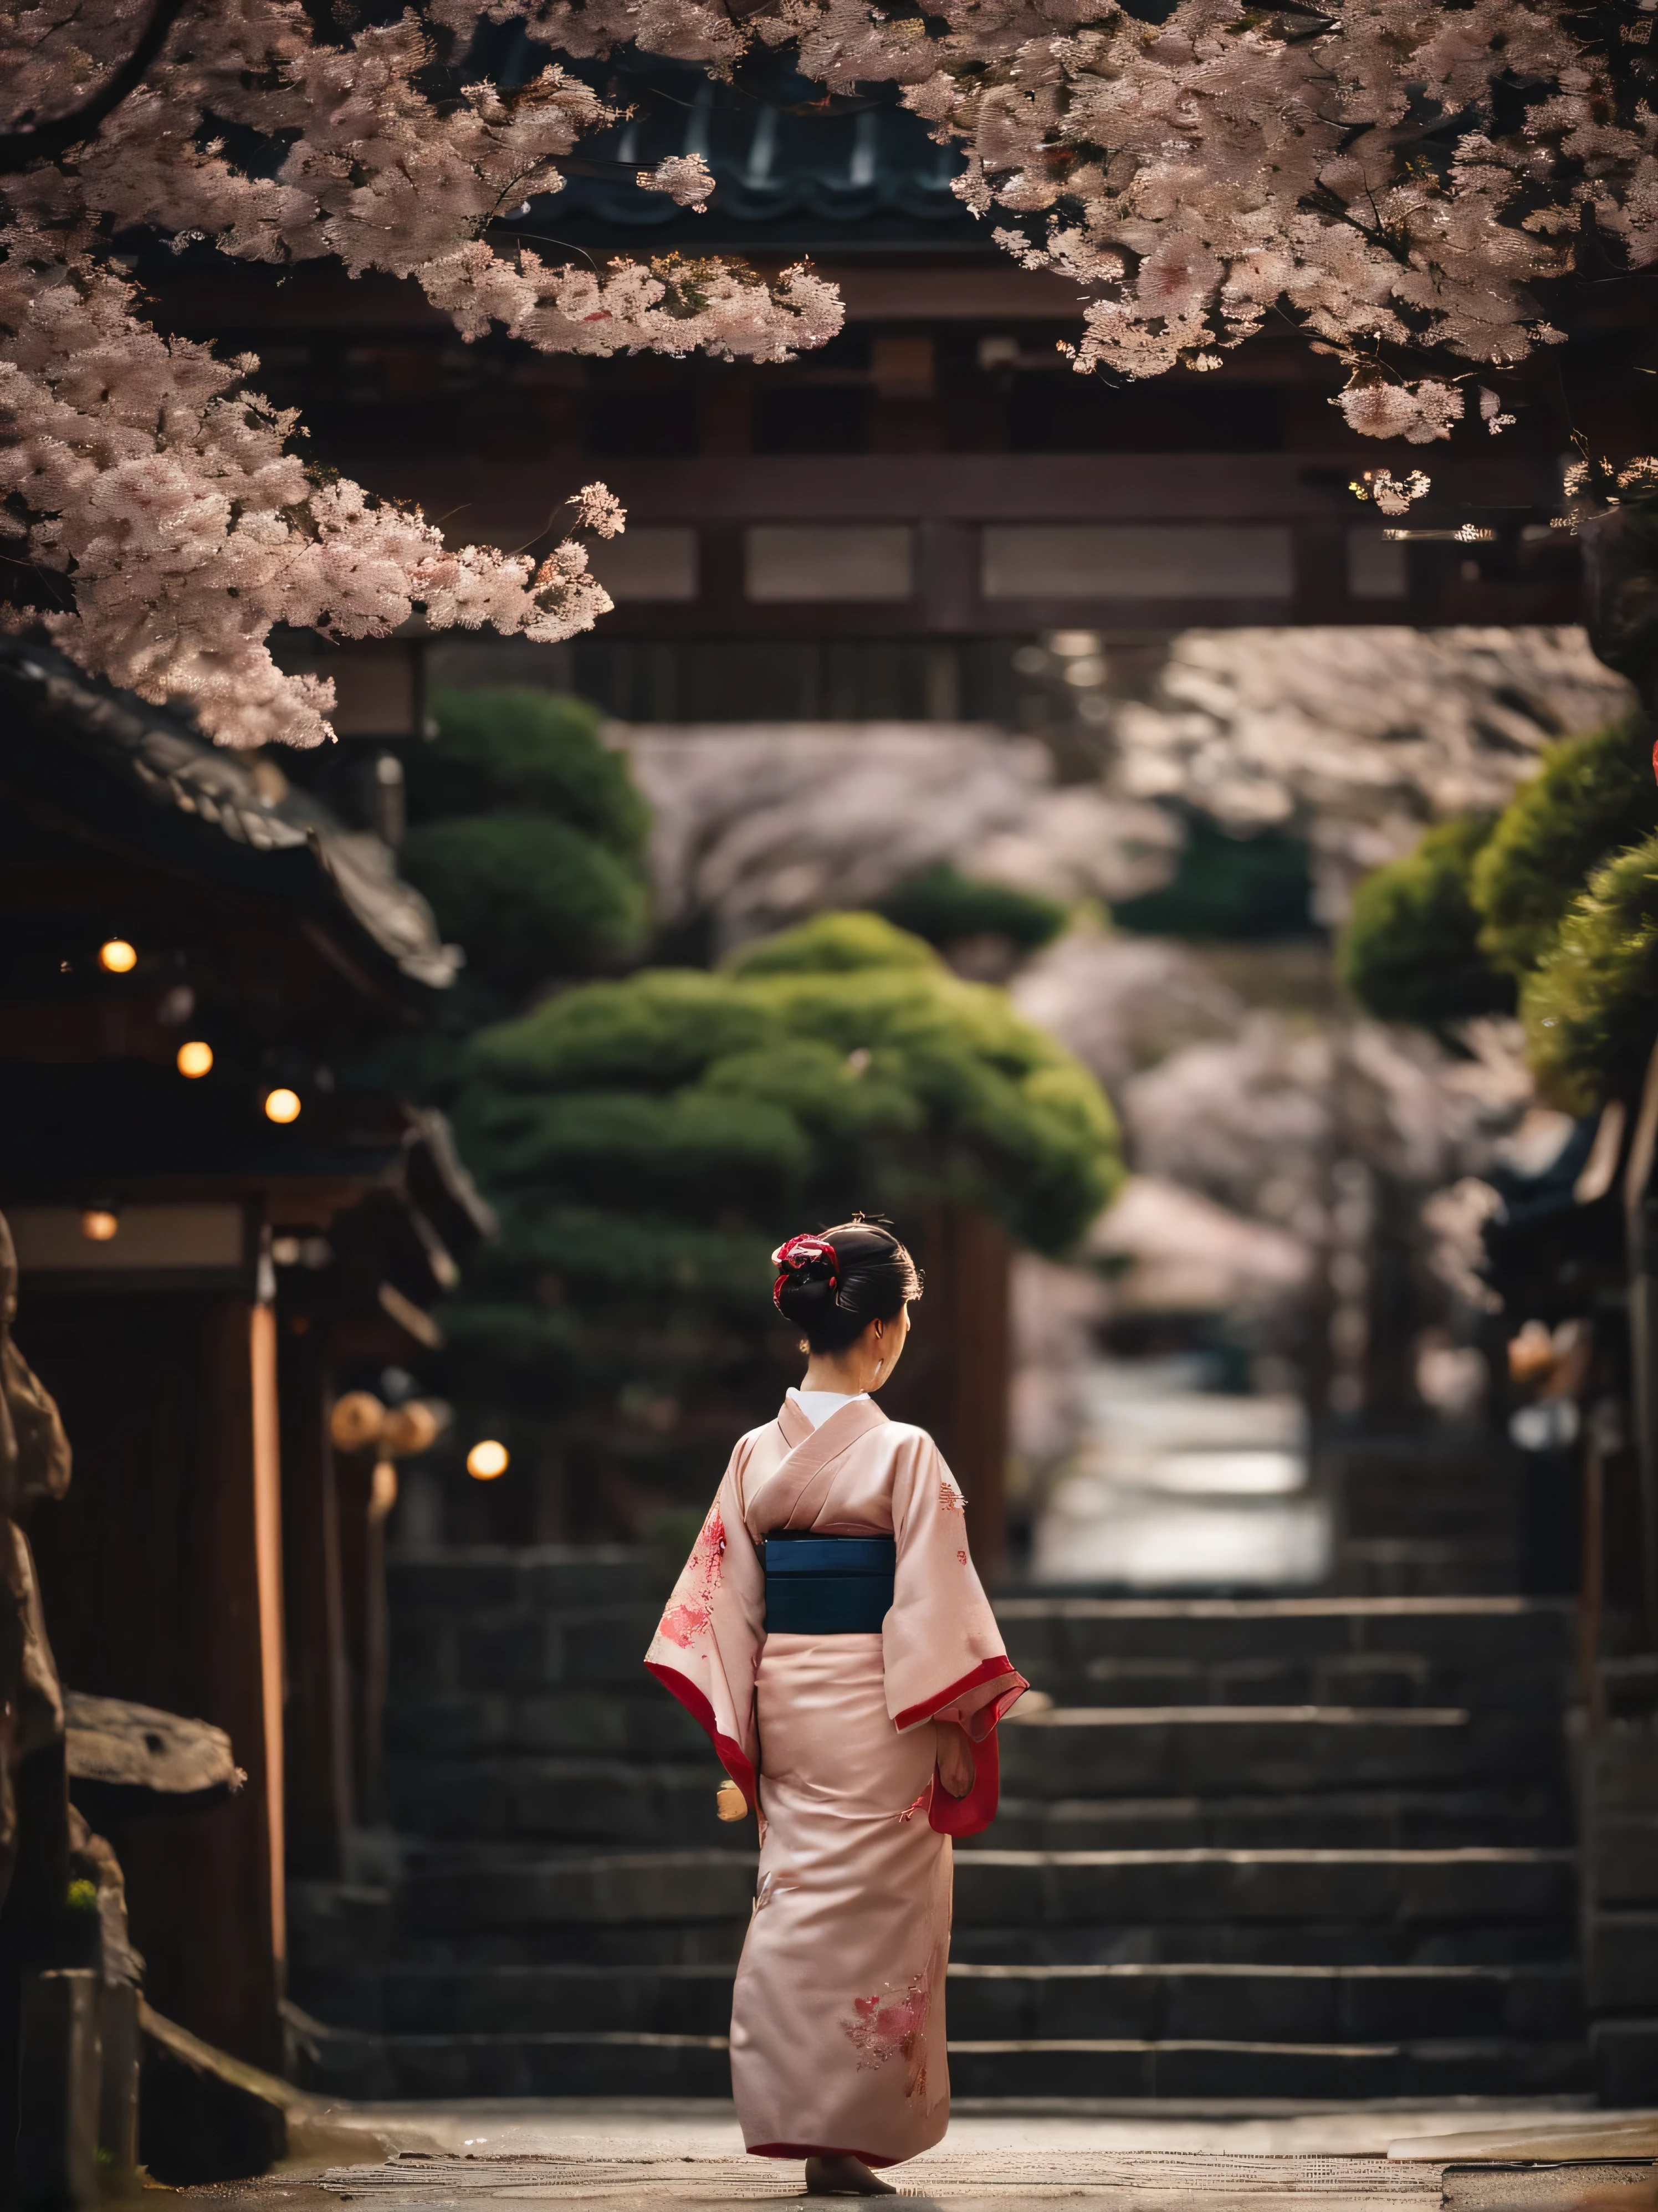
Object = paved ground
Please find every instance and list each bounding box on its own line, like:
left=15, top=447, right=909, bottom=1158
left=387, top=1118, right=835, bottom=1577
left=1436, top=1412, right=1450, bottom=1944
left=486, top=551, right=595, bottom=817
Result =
left=186, top=2099, right=1658, bottom=2212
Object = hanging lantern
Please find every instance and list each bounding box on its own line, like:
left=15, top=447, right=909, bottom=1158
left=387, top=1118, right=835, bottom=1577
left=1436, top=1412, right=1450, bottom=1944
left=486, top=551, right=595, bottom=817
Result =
left=467, top=1440, right=509, bottom=1481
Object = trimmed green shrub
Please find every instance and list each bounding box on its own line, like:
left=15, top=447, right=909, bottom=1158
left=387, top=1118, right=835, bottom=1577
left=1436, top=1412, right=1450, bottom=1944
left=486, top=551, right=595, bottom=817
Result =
left=879, top=865, right=1069, bottom=954
left=382, top=687, right=656, bottom=1014
left=1341, top=815, right=1514, bottom=1027
left=399, top=813, right=648, bottom=991
left=446, top=913, right=1123, bottom=1435
left=404, top=687, right=647, bottom=856
left=729, top=911, right=941, bottom=977
left=1522, top=833, right=1658, bottom=1112
left=1472, top=715, right=1658, bottom=979
left=460, top=912, right=1119, bottom=1256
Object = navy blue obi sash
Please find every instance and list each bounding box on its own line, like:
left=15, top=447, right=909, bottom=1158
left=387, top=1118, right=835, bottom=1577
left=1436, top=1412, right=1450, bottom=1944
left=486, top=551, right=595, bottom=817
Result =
left=763, top=1531, right=896, bottom=1634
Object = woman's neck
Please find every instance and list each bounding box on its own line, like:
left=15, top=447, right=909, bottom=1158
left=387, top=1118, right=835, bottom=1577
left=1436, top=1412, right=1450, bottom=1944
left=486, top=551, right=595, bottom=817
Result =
left=799, top=1355, right=872, bottom=1395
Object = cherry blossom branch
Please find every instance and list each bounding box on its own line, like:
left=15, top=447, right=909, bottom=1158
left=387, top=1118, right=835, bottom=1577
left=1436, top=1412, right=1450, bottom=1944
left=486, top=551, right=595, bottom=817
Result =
left=0, top=1, right=846, bottom=745
left=0, top=0, right=188, bottom=175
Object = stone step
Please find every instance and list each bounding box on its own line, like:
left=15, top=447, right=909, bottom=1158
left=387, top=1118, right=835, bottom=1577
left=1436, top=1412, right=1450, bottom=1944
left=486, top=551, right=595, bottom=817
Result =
left=401, top=1849, right=759, bottom=1936
left=386, top=1666, right=1566, bottom=1773
left=285, top=2023, right=1590, bottom=2103
left=992, top=1787, right=1572, bottom=1852
left=391, top=1587, right=1572, bottom=1709
left=999, top=1707, right=1559, bottom=1796
left=388, top=1760, right=1564, bottom=1852
left=288, top=1956, right=1580, bottom=2043
left=997, top=1597, right=1572, bottom=1680
left=398, top=1845, right=1573, bottom=1939
left=949, top=1922, right=1574, bottom=1968
left=950, top=1848, right=1575, bottom=1928
left=386, top=1691, right=706, bottom=1762
left=945, top=2037, right=1591, bottom=2100
left=388, top=1604, right=658, bottom=1702
left=1022, top=1655, right=1568, bottom=1714
left=385, top=1755, right=739, bottom=1849
left=382, top=1714, right=1564, bottom=1852
left=289, top=1901, right=1569, bottom=1979
left=1331, top=1543, right=1520, bottom=1600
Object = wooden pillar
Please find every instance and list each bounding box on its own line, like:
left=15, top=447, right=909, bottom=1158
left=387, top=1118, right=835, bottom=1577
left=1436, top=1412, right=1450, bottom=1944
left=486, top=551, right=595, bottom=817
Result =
left=332, top=1447, right=384, bottom=1826
left=278, top=1321, right=353, bottom=1878
left=249, top=1304, right=285, bottom=1976
left=22, top=1292, right=287, bottom=2068
left=946, top=1209, right=1012, bottom=1580
left=884, top=1203, right=1012, bottom=1580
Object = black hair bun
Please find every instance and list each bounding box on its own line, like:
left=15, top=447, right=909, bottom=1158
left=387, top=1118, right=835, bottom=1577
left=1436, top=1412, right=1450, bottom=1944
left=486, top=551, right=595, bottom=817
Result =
left=772, top=1234, right=840, bottom=1325
left=770, top=1219, right=923, bottom=1354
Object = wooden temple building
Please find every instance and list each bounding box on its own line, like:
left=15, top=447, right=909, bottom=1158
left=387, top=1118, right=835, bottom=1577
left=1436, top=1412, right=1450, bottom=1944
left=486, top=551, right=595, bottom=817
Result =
left=0, top=638, right=489, bottom=2072
left=8, top=19, right=1658, bottom=2124
left=137, top=37, right=1647, bottom=734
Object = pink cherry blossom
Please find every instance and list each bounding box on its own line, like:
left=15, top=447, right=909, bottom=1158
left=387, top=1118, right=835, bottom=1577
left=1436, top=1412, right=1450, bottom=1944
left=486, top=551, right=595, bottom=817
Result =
left=0, top=2, right=842, bottom=746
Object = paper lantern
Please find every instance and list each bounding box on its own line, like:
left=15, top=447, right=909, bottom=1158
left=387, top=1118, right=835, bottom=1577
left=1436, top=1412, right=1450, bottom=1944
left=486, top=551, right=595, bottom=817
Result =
left=330, top=1391, right=385, bottom=1453
left=467, top=1440, right=509, bottom=1481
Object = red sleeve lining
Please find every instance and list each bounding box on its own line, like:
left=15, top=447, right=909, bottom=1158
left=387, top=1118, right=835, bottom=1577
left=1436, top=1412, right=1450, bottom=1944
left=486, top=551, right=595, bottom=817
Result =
left=928, top=1723, right=1000, bottom=1837
left=645, top=1660, right=758, bottom=1808
left=893, top=1654, right=1026, bottom=1734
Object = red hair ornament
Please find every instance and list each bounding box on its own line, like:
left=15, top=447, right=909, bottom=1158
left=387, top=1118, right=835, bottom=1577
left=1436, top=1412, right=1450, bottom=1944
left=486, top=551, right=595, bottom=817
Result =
left=771, top=1234, right=838, bottom=1311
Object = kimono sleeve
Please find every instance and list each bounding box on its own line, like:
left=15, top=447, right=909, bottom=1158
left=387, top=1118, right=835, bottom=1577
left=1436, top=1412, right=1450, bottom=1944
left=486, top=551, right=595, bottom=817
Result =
left=643, top=1451, right=764, bottom=1805
left=881, top=1428, right=1026, bottom=1735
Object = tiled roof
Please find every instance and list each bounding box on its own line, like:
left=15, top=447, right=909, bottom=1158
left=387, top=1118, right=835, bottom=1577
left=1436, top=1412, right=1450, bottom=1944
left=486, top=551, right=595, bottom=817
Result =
left=480, top=27, right=980, bottom=249
left=0, top=639, right=458, bottom=994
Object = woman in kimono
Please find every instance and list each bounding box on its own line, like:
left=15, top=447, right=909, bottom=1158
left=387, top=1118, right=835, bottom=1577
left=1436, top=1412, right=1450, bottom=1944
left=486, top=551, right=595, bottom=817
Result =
left=645, top=1217, right=1026, bottom=2196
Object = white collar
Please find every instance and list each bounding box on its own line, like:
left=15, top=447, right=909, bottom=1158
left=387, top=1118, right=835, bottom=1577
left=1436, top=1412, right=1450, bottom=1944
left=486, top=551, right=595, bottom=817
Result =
left=786, top=1385, right=869, bottom=1430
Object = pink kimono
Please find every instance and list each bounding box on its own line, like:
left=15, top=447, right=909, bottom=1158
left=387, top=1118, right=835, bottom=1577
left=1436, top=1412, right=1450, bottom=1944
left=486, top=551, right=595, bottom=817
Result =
left=645, top=1395, right=1026, bottom=2167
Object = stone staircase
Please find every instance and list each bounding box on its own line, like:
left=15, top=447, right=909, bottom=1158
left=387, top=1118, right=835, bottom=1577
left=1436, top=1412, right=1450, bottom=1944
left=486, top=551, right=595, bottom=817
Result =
left=285, top=1553, right=1586, bottom=2102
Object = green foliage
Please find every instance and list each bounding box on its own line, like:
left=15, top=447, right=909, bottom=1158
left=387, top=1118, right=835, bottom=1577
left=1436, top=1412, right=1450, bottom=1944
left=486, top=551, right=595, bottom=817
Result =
left=470, top=969, right=775, bottom=1092
left=390, top=687, right=653, bottom=1003
left=405, top=688, right=648, bottom=857
left=446, top=913, right=1123, bottom=1443
left=1341, top=815, right=1515, bottom=1027
left=1112, top=814, right=1314, bottom=940
left=399, top=814, right=649, bottom=992
left=729, top=911, right=942, bottom=977
left=1472, top=716, right=1658, bottom=978
left=458, top=913, right=1119, bottom=1256
left=878, top=864, right=1069, bottom=954
left=1522, top=834, right=1658, bottom=1112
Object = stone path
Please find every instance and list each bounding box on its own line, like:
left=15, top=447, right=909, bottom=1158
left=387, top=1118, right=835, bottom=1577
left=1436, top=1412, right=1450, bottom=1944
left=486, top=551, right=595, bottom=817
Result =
left=184, top=2102, right=1657, bottom=2212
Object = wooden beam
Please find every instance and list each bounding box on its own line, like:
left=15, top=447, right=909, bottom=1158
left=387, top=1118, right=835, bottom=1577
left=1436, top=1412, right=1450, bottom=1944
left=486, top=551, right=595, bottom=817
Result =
left=404, top=450, right=1565, bottom=532
left=249, top=1300, right=286, bottom=1979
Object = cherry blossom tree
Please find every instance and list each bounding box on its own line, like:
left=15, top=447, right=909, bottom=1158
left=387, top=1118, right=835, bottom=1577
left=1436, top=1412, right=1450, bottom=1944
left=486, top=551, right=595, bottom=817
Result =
left=3, top=1, right=1651, bottom=746
left=0, top=1, right=840, bottom=747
